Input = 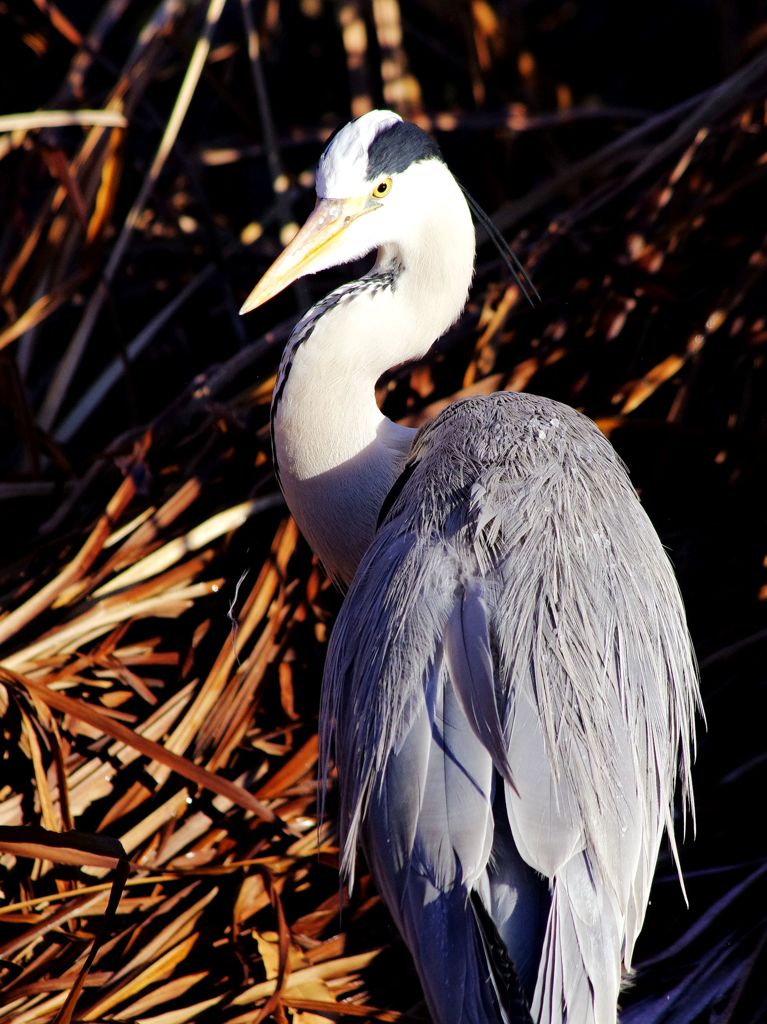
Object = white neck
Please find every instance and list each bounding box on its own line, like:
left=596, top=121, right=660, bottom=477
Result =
left=272, top=163, right=475, bottom=585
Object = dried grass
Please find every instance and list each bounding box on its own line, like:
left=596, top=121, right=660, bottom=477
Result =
left=1, top=2, right=766, bottom=1022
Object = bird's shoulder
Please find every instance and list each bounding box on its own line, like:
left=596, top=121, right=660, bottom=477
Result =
left=416, top=390, right=611, bottom=464
left=378, top=390, right=629, bottom=532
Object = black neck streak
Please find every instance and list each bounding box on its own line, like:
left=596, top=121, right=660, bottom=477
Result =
left=270, top=263, right=403, bottom=489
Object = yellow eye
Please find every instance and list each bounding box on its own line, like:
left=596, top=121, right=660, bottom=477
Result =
left=372, top=177, right=392, bottom=198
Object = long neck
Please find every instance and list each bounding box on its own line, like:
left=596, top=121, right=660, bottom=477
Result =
left=272, top=176, right=475, bottom=586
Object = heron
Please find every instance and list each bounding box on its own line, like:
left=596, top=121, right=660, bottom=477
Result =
left=240, top=109, right=700, bottom=1024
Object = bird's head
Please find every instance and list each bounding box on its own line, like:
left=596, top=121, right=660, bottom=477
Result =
left=240, top=110, right=464, bottom=314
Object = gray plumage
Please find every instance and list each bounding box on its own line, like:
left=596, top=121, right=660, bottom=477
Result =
left=321, top=392, right=699, bottom=1023
left=240, top=109, right=701, bottom=1024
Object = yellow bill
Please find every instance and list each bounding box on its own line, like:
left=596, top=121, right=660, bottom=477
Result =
left=239, top=195, right=371, bottom=314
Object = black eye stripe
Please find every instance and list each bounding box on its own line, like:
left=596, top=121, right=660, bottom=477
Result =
left=366, top=121, right=442, bottom=178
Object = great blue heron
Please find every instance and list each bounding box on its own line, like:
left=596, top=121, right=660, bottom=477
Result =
left=240, top=109, right=700, bottom=1024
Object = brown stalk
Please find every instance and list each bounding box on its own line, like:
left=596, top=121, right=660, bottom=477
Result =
left=1, top=668, right=276, bottom=822
left=0, top=467, right=141, bottom=648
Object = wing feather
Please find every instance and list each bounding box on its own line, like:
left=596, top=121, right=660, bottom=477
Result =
left=444, top=579, right=515, bottom=787
left=320, top=391, right=700, bottom=1024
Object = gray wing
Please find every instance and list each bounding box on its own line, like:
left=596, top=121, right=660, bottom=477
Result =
left=321, top=391, right=700, bottom=1024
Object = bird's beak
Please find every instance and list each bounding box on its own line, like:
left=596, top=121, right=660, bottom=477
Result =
left=239, top=196, right=371, bottom=314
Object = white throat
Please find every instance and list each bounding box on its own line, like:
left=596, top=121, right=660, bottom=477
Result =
left=271, top=161, right=475, bottom=585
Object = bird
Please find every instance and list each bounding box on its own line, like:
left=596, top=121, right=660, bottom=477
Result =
left=240, top=109, right=700, bottom=1024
